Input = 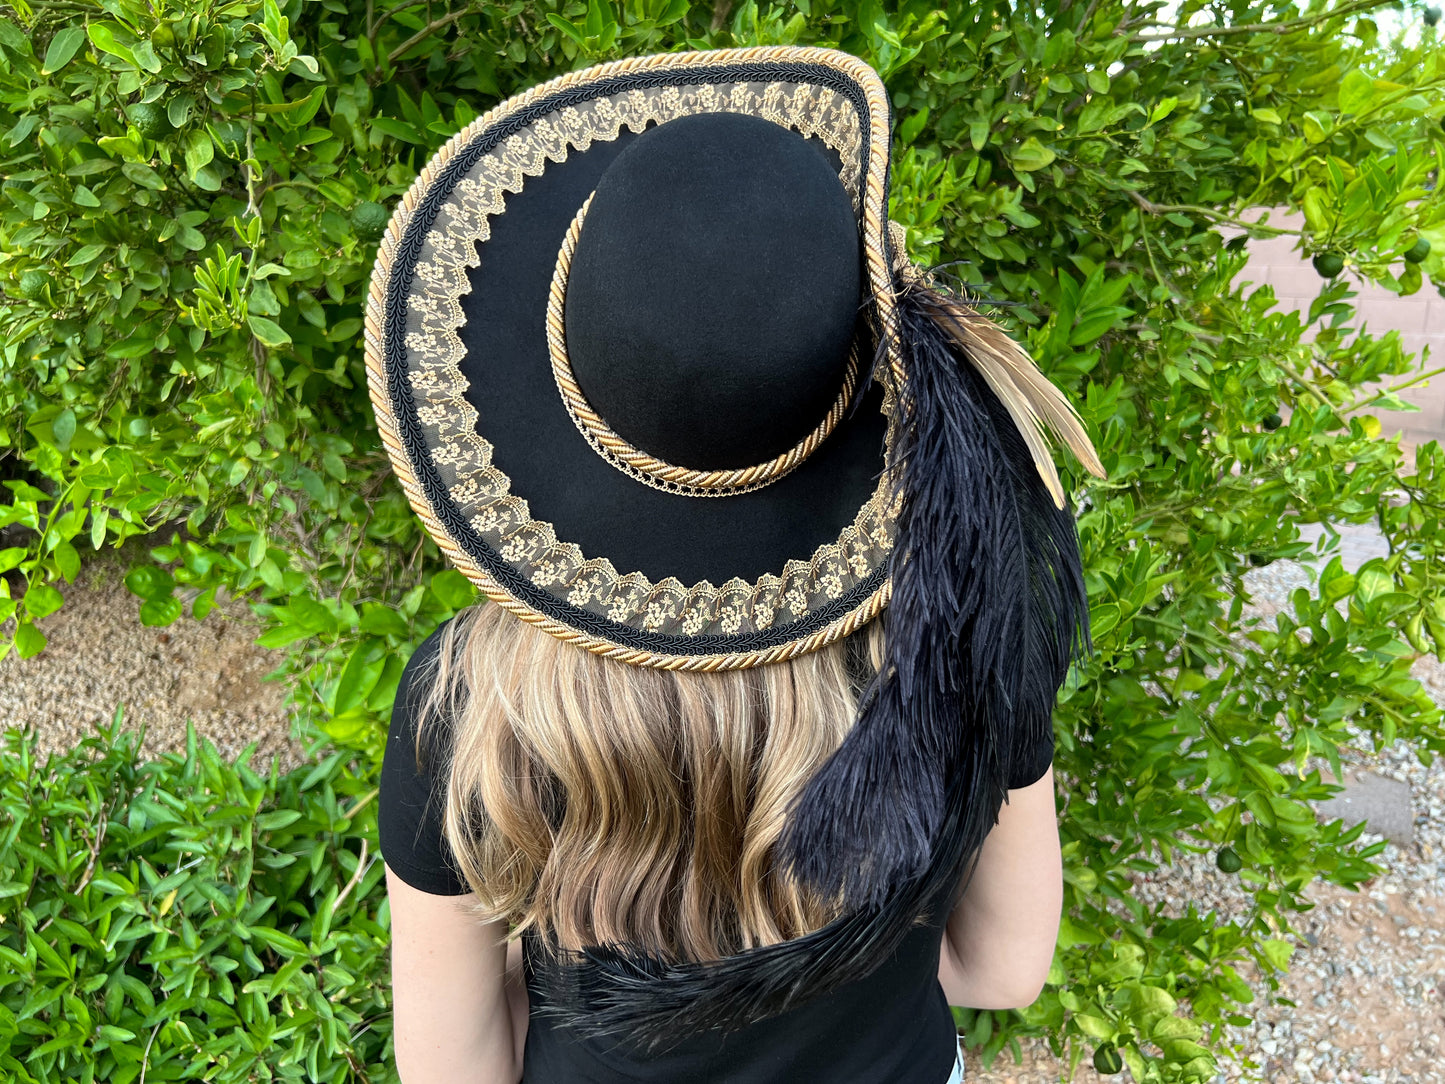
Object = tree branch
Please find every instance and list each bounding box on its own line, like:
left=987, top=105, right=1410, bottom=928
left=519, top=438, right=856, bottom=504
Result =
left=387, top=7, right=472, bottom=65
left=1129, top=0, right=1393, bottom=41
left=1127, top=189, right=1304, bottom=237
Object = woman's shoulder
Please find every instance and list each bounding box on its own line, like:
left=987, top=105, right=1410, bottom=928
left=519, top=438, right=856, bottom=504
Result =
left=382, top=614, right=476, bottom=805
left=394, top=616, right=463, bottom=728
left=378, top=615, right=471, bottom=895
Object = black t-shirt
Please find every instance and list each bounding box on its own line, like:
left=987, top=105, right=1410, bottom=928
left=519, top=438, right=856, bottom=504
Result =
left=380, top=618, right=1048, bottom=1081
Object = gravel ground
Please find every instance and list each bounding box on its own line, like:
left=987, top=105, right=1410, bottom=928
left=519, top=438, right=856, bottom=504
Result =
left=0, top=539, right=310, bottom=775
left=1, top=525, right=1441, bottom=1084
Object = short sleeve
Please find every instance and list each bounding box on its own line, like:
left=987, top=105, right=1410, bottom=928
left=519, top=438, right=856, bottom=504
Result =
left=1005, top=716, right=1055, bottom=791
left=378, top=617, right=472, bottom=896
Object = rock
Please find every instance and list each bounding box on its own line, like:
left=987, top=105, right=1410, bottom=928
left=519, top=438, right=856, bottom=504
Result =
left=1314, top=770, right=1414, bottom=847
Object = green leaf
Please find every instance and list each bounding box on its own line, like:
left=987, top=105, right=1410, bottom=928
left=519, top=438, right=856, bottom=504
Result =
left=0, top=18, right=30, bottom=53
left=546, top=13, right=588, bottom=45
left=584, top=0, right=615, bottom=38
left=1010, top=137, right=1056, bottom=172
left=430, top=569, right=475, bottom=610
left=120, top=162, right=166, bottom=190
left=13, top=622, right=46, bottom=658
left=130, top=38, right=161, bottom=73
left=1353, top=559, right=1394, bottom=609
left=184, top=131, right=214, bottom=180
left=1337, top=69, right=1374, bottom=114
left=1070, top=306, right=1131, bottom=345
left=86, top=23, right=136, bottom=66
left=41, top=26, right=87, bottom=74
left=51, top=408, right=76, bottom=449
left=168, top=95, right=195, bottom=128
left=139, top=595, right=183, bottom=626
left=1319, top=557, right=1355, bottom=604
left=1073, top=1012, right=1115, bottom=1039
left=97, top=134, right=141, bottom=159
left=124, top=565, right=176, bottom=601
left=1133, top=984, right=1178, bottom=1016
left=54, top=541, right=81, bottom=583
left=1302, top=110, right=1332, bottom=144
left=249, top=926, right=308, bottom=956
left=898, top=107, right=929, bottom=145
left=1151, top=96, right=1181, bottom=124
left=65, top=244, right=107, bottom=268
left=1302, top=187, right=1329, bottom=234
left=5, top=114, right=39, bottom=148
left=968, top=115, right=989, bottom=150
left=24, top=583, right=65, bottom=619
left=255, top=810, right=303, bottom=831
left=332, top=641, right=383, bottom=715
left=359, top=604, right=409, bottom=636
left=1259, top=938, right=1294, bottom=970
left=1077, top=97, right=1112, bottom=134
left=1089, top=602, right=1120, bottom=638
left=247, top=315, right=292, bottom=347
left=369, top=117, right=423, bottom=144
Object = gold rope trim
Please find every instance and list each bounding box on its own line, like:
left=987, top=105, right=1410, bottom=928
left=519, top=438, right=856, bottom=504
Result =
left=546, top=193, right=863, bottom=497
left=364, top=46, right=898, bottom=671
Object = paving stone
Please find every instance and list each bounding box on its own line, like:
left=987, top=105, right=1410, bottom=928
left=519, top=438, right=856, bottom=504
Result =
left=1314, top=769, right=1414, bottom=847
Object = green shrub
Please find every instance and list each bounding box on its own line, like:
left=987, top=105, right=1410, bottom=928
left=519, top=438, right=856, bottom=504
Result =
left=2, top=0, right=1445, bottom=1080
left=0, top=712, right=392, bottom=1083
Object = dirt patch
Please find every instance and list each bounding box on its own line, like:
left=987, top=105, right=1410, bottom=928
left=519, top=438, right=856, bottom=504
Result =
left=0, top=543, right=310, bottom=775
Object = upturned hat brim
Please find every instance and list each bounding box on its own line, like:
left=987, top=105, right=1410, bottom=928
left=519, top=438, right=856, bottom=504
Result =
left=365, top=47, right=904, bottom=670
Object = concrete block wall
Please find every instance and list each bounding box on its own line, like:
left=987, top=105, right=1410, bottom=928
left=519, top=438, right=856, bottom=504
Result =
left=1238, top=211, right=1444, bottom=458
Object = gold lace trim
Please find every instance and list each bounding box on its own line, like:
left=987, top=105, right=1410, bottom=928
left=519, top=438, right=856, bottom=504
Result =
left=367, top=48, right=903, bottom=666
left=546, top=193, right=864, bottom=497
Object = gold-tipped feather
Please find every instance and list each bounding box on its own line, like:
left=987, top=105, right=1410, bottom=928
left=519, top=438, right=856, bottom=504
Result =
left=911, top=288, right=1106, bottom=510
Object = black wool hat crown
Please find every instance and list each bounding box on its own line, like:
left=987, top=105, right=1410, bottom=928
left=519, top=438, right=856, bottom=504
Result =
left=565, top=111, right=863, bottom=472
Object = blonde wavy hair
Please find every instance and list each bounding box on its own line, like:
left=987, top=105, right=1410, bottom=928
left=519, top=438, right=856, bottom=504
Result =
left=410, top=600, right=885, bottom=963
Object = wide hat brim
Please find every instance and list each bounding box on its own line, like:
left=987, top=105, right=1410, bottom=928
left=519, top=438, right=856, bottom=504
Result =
left=365, top=47, right=907, bottom=669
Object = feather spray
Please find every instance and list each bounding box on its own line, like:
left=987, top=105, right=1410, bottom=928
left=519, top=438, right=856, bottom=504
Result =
left=774, top=272, right=1098, bottom=907
left=526, top=273, right=1100, bottom=1053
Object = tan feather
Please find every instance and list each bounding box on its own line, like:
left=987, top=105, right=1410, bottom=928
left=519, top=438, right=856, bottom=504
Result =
left=916, top=292, right=1106, bottom=510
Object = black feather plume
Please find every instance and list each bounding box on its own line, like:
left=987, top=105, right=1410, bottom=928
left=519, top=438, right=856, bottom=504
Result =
left=523, top=277, right=1093, bottom=1053
left=774, top=277, right=1092, bottom=906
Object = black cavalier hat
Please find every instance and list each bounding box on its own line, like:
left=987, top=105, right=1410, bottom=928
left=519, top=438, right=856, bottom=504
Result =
left=366, top=45, right=1106, bottom=1047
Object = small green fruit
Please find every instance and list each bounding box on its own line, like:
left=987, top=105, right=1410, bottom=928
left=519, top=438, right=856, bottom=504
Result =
left=17, top=269, right=53, bottom=301
left=1216, top=846, right=1243, bottom=873
left=130, top=101, right=171, bottom=139
left=1262, top=412, right=1283, bottom=430
left=350, top=201, right=390, bottom=241
left=151, top=23, right=177, bottom=48
left=1312, top=252, right=1344, bottom=279
left=1093, top=1043, right=1124, bottom=1075
left=1404, top=237, right=1431, bottom=264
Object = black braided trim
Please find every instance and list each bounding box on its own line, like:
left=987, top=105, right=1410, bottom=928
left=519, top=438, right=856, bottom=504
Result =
left=384, top=59, right=888, bottom=657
